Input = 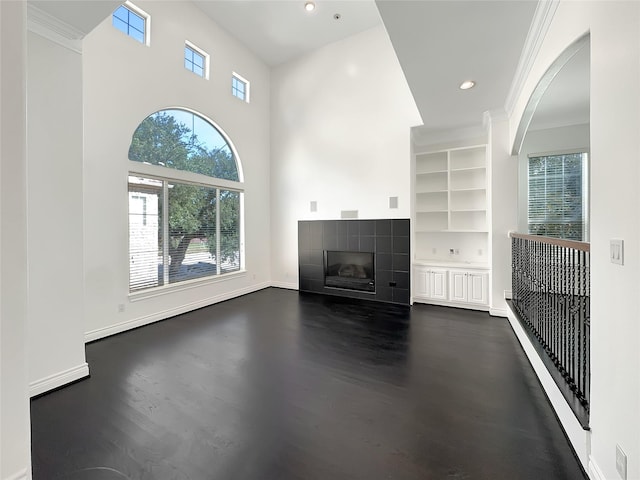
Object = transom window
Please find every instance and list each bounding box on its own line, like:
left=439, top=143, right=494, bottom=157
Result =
left=232, top=73, right=250, bottom=102
left=528, top=152, right=589, bottom=241
left=112, top=3, right=148, bottom=45
left=184, top=42, right=208, bottom=79
left=128, top=109, right=243, bottom=292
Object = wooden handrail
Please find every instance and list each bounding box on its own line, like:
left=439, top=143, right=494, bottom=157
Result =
left=509, top=232, right=590, bottom=252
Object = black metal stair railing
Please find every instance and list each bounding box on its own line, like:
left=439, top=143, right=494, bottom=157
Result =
left=511, top=233, right=590, bottom=425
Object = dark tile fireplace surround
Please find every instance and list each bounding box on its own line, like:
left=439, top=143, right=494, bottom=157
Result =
left=298, top=219, right=410, bottom=305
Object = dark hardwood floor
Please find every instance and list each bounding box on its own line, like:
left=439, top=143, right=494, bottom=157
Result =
left=31, top=288, right=587, bottom=480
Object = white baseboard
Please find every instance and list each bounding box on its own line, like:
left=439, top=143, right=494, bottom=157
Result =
left=85, top=282, right=271, bottom=342
left=29, top=362, right=89, bottom=398
left=588, top=456, right=605, bottom=480
left=4, top=467, right=30, bottom=480
left=506, top=307, right=590, bottom=471
left=270, top=281, right=298, bottom=290
left=489, top=307, right=508, bottom=317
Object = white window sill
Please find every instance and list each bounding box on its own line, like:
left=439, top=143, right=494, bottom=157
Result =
left=129, top=270, right=247, bottom=302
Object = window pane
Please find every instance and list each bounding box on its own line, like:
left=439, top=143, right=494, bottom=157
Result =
left=194, top=65, right=204, bottom=77
left=219, top=190, right=241, bottom=273
left=129, top=109, right=239, bottom=181
left=130, top=29, right=145, bottom=44
left=112, top=17, right=129, bottom=35
left=112, top=5, right=145, bottom=43
left=129, top=11, right=144, bottom=33
left=168, top=183, right=217, bottom=283
left=129, top=176, right=163, bottom=292
left=113, top=5, right=129, bottom=23
left=193, top=52, right=204, bottom=68
left=528, top=153, right=586, bottom=241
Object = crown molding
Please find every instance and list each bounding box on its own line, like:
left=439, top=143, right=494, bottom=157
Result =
left=27, top=4, right=83, bottom=53
left=483, top=109, right=508, bottom=130
left=504, top=0, right=560, bottom=118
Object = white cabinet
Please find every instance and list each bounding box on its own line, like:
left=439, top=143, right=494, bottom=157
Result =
left=413, top=266, right=448, bottom=301
left=448, top=269, right=488, bottom=305
left=413, top=263, right=489, bottom=311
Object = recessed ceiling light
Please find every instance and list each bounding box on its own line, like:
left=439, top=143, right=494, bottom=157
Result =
left=459, top=80, right=476, bottom=90
left=304, top=1, right=316, bottom=12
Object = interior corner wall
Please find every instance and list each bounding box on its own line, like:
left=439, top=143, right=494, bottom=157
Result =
left=509, top=2, right=640, bottom=478
left=26, top=31, right=88, bottom=396
left=82, top=0, right=270, bottom=340
left=269, top=25, right=422, bottom=288
left=488, top=116, right=516, bottom=314
left=0, top=2, right=31, bottom=478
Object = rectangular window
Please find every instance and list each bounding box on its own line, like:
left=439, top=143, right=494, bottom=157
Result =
left=112, top=3, right=149, bottom=45
left=184, top=42, right=208, bottom=79
left=232, top=73, right=250, bottom=102
left=128, top=176, right=241, bottom=292
left=528, top=152, right=588, bottom=241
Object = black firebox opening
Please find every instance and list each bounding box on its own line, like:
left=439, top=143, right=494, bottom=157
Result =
left=324, top=250, right=375, bottom=292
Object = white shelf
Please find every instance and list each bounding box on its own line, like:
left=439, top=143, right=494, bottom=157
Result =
left=416, top=169, right=448, bottom=175
left=413, top=143, right=489, bottom=265
left=416, top=229, right=489, bottom=234
left=413, top=259, right=490, bottom=269
left=450, top=187, right=486, bottom=192
left=450, top=166, right=486, bottom=173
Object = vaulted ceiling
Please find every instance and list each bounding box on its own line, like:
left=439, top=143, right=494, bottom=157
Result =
left=29, top=0, right=543, bottom=135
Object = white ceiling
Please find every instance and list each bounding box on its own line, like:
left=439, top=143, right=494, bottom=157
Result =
left=29, top=0, right=544, bottom=135
left=193, top=0, right=383, bottom=67
left=528, top=42, right=590, bottom=131
left=376, top=0, right=538, bottom=133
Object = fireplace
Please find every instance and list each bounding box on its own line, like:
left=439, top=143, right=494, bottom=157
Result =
left=324, top=250, right=375, bottom=292
left=298, top=219, right=410, bottom=305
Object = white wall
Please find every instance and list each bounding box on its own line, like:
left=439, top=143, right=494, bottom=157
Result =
left=488, top=114, right=517, bottom=315
left=270, top=25, right=421, bottom=288
left=27, top=31, right=89, bottom=396
left=510, top=2, right=640, bottom=478
left=82, top=0, right=271, bottom=340
left=0, top=2, right=31, bottom=478
left=517, top=123, right=590, bottom=233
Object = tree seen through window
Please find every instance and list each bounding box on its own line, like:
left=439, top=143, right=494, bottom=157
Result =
left=128, top=109, right=242, bottom=292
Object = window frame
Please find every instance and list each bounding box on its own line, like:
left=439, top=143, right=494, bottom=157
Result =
left=184, top=40, right=210, bottom=79
left=232, top=72, right=250, bottom=103
left=127, top=108, right=245, bottom=299
left=527, top=149, right=589, bottom=242
left=112, top=1, right=151, bottom=46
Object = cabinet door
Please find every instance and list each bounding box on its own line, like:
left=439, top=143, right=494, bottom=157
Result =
left=449, top=270, right=468, bottom=302
left=467, top=271, right=488, bottom=305
left=413, top=267, right=430, bottom=297
left=429, top=269, right=448, bottom=300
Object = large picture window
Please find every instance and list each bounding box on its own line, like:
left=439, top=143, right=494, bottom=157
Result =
left=528, top=152, right=588, bottom=241
left=128, top=109, right=243, bottom=293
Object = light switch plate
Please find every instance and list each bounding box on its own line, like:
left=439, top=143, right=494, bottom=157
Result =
left=610, top=239, right=624, bottom=265
left=616, top=444, right=627, bottom=480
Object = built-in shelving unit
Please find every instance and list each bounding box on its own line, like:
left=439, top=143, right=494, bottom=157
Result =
left=412, top=143, right=490, bottom=309
left=414, top=145, right=487, bottom=234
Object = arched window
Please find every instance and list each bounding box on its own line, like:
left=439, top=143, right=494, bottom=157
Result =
left=127, top=108, right=243, bottom=292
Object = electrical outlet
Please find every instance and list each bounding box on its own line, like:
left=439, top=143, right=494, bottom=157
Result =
left=432, top=248, right=437, bottom=255
left=478, top=249, right=483, bottom=256
left=449, top=248, right=454, bottom=255
left=616, top=444, right=627, bottom=480
left=454, top=249, right=459, bottom=255
left=117, top=303, right=125, bottom=313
